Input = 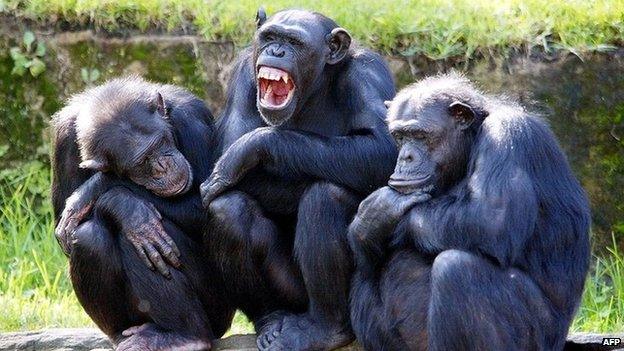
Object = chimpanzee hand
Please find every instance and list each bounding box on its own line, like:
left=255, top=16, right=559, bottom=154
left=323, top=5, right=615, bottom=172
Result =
left=350, top=186, right=431, bottom=247
left=200, top=127, right=273, bottom=207
left=55, top=191, right=95, bottom=256
left=119, top=198, right=181, bottom=279
left=55, top=172, right=114, bottom=255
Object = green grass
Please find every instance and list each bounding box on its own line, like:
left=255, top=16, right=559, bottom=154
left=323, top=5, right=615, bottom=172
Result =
left=1, top=0, right=623, bottom=60
left=0, top=161, right=622, bottom=333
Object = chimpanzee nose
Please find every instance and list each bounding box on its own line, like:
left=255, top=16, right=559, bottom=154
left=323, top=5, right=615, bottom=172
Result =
left=268, top=45, right=285, bottom=58
left=398, top=145, right=419, bottom=165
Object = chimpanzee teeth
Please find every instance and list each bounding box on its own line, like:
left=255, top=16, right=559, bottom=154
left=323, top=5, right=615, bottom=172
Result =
left=258, top=66, right=290, bottom=82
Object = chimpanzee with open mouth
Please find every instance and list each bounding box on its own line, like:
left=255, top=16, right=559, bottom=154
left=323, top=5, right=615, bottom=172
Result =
left=200, top=8, right=397, bottom=351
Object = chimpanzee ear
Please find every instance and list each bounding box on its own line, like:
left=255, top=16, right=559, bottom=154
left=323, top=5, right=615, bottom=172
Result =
left=154, top=92, right=168, bottom=117
left=79, top=158, right=109, bottom=172
left=448, top=101, right=477, bottom=129
left=384, top=100, right=392, bottom=109
left=256, top=7, right=267, bottom=29
left=326, top=28, right=351, bottom=65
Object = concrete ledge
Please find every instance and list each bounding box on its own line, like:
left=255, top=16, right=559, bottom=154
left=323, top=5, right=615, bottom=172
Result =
left=1, top=329, right=623, bottom=350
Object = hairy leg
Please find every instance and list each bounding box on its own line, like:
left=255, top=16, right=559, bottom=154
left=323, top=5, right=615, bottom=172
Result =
left=206, top=191, right=307, bottom=321
left=259, top=182, right=360, bottom=351
left=429, top=250, right=559, bottom=351
left=69, top=218, right=137, bottom=344
left=350, top=250, right=431, bottom=351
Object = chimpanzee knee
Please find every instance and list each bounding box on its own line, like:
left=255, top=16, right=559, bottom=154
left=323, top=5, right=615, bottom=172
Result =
left=429, top=250, right=555, bottom=351
left=208, top=191, right=274, bottom=260
left=71, top=220, right=117, bottom=259
left=208, top=191, right=250, bottom=226
left=430, top=249, right=475, bottom=290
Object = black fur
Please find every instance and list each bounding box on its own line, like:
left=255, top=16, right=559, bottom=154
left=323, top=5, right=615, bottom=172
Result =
left=51, top=76, right=234, bottom=348
left=200, top=9, right=396, bottom=351
left=348, top=73, right=591, bottom=351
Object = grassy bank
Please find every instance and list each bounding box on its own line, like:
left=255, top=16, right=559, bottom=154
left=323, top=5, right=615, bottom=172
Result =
left=1, top=0, right=623, bottom=60
left=0, top=161, right=621, bottom=333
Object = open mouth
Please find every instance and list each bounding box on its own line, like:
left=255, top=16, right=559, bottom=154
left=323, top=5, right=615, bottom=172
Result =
left=388, top=177, right=434, bottom=195
left=258, top=66, right=296, bottom=109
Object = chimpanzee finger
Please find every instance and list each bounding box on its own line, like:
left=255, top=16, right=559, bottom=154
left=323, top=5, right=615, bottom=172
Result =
left=154, top=234, right=181, bottom=268
left=144, top=244, right=171, bottom=279
left=158, top=229, right=180, bottom=258
left=200, top=178, right=227, bottom=208
left=64, top=217, right=79, bottom=236
left=122, top=323, right=151, bottom=337
left=55, top=210, right=72, bottom=236
left=56, top=233, right=71, bottom=256
left=133, top=243, right=154, bottom=271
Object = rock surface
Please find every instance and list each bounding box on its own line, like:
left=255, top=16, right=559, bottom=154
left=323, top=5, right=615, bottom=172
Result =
left=1, top=329, right=623, bottom=350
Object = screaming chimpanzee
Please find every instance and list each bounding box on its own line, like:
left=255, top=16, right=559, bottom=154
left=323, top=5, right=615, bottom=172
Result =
left=348, top=73, right=591, bottom=351
left=199, top=9, right=396, bottom=351
left=52, top=76, right=234, bottom=350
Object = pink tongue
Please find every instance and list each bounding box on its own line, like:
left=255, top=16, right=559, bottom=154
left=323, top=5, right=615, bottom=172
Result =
left=271, top=80, right=290, bottom=96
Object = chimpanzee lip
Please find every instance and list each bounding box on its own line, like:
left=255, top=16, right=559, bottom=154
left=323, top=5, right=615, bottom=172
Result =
left=165, top=161, right=193, bottom=197
left=257, top=65, right=296, bottom=110
left=388, top=177, right=434, bottom=194
left=176, top=162, right=194, bottom=195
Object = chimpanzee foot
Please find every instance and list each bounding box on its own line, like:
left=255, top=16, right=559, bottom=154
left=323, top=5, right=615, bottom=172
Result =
left=257, top=313, right=354, bottom=351
left=116, top=323, right=210, bottom=351
left=255, top=310, right=289, bottom=350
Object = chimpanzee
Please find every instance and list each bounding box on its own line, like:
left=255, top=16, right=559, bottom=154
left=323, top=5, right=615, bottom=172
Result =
left=52, top=76, right=234, bottom=350
left=199, top=8, right=397, bottom=351
left=348, top=73, right=591, bottom=351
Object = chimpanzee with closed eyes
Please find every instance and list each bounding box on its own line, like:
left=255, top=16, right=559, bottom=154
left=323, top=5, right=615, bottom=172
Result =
left=348, top=74, right=591, bottom=351
left=199, top=8, right=396, bottom=351
left=52, top=77, right=234, bottom=350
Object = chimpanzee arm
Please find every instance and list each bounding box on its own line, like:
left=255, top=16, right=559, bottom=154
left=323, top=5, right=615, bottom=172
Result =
left=92, top=186, right=181, bottom=278
left=404, top=156, right=538, bottom=268
left=56, top=172, right=206, bottom=246
left=260, top=127, right=395, bottom=192
left=51, top=107, right=94, bottom=221
left=117, top=184, right=207, bottom=235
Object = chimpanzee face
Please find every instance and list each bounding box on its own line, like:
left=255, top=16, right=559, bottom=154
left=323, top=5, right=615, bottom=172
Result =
left=122, top=127, right=193, bottom=198
left=386, top=81, right=487, bottom=196
left=253, top=9, right=351, bottom=126
left=78, top=93, right=193, bottom=197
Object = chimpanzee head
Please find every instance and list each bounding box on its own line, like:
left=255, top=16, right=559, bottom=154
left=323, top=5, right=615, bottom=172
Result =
left=385, top=73, right=489, bottom=196
left=74, top=79, right=193, bottom=197
left=253, top=8, right=352, bottom=126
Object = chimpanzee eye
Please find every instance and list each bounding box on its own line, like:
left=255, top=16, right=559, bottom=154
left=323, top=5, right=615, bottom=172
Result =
left=413, top=131, right=426, bottom=140
left=264, top=33, right=276, bottom=42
